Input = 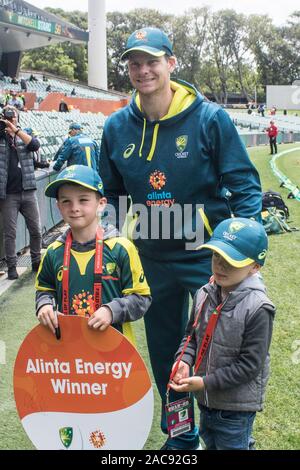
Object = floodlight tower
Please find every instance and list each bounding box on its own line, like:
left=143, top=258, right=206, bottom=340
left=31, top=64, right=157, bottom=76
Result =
left=88, top=0, right=107, bottom=90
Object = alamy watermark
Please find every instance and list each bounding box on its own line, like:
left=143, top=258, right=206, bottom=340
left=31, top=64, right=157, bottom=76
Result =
left=103, top=197, right=206, bottom=250
left=0, top=340, right=6, bottom=365
left=291, top=340, right=300, bottom=365
left=291, top=80, right=300, bottom=106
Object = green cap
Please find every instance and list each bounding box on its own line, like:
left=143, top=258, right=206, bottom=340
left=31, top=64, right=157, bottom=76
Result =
left=45, top=165, right=104, bottom=198
left=198, top=218, right=268, bottom=267
left=121, top=27, right=173, bottom=60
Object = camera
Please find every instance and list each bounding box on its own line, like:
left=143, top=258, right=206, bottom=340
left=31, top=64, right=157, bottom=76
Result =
left=0, top=108, right=15, bottom=132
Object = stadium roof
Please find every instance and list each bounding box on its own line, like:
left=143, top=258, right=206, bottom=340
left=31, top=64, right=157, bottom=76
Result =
left=0, top=0, right=88, bottom=52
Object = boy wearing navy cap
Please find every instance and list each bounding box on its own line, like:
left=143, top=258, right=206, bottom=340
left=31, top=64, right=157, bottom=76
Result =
left=36, top=165, right=151, bottom=342
left=169, top=218, right=275, bottom=450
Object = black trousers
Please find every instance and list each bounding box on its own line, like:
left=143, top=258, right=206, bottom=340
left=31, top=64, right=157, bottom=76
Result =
left=269, top=136, right=277, bottom=154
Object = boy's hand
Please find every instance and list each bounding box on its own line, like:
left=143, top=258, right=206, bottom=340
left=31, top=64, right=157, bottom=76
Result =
left=88, top=306, right=112, bottom=331
left=37, top=304, right=60, bottom=335
left=171, top=360, right=190, bottom=384
left=169, top=376, right=205, bottom=393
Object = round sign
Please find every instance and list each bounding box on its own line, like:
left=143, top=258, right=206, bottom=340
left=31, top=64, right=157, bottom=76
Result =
left=14, top=317, right=153, bottom=450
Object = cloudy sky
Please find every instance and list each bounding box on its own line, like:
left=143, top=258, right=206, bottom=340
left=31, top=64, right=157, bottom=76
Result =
left=27, top=0, right=299, bottom=26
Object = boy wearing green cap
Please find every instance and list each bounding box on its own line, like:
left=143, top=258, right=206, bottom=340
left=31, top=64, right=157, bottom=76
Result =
left=169, top=218, right=275, bottom=450
left=36, top=165, right=151, bottom=341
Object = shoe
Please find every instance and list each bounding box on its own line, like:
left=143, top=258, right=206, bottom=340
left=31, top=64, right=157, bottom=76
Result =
left=7, top=267, right=19, bottom=280
left=32, top=261, right=40, bottom=272
left=160, top=440, right=202, bottom=451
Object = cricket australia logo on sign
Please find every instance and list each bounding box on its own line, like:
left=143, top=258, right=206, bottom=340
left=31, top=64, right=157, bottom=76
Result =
left=175, top=135, right=189, bottom=159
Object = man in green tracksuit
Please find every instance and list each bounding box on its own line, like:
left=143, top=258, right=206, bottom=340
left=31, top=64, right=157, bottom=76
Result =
left=99, top=27, right=262, bottom=450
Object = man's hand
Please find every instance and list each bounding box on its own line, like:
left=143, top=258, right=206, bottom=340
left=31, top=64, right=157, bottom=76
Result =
left=88, top=306, right=113, bottom=331
left=169, top=376, right=205, bottom=393
left=37, top=304, right=61, bottom=335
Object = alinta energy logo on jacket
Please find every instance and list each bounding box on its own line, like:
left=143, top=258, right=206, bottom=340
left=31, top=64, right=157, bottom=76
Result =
left=175, top=135, right=189, bottom=159
left=146, top=170, right=175, bottom=207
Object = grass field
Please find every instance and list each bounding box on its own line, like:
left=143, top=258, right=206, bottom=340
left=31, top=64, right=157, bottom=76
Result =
left=275, top=148, right=300, bottom=185
left=0, top=142, right=300, bottom=450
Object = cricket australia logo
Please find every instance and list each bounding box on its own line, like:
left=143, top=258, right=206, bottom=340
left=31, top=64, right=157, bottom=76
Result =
left=229, top=221, right=246, bottom=233
left=175, top=135, right=189, bottom=159
left=135, top=30, right=147, bottom=40
left=223, top=221, right=246, bottom=241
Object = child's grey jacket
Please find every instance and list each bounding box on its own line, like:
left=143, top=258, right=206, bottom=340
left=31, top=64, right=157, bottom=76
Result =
left=176, top=274, right=275, bottom=412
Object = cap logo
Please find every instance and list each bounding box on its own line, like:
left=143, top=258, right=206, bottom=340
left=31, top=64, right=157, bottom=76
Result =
left=98, top=182, right=103, bottom=191
left=229, top=221, right=246, bottom=234
left=176, top=135, right=188, bottom=153
left=64, top=171, right=75, bottom=179
left=135, top=30, right=147, bottom=40
left=258, top=249, right=267, bottom=260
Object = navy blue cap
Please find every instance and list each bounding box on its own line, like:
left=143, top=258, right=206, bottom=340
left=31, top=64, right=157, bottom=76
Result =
left=45, top=165, right=104, bottom=198
left=198, top=218, right=268, bottom=267
left=121, top=27, right=173, bottom=60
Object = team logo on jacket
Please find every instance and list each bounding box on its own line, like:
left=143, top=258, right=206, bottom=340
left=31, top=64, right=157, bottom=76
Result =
left=106, top=263, right=117, bottom=275
left=175, top=135, right=189, bottom=159
left=146, top=170, right=175, bottom=207
left=149, top=170, right=166, bottom=190
left=123, top=143, right=136, bottom=159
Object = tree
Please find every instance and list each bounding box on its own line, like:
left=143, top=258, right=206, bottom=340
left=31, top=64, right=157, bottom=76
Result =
left=171, top=7, right=209, bottom=88
left=21, top=8, right=88, bottom=82
left=248, top=14, right=300, bottom=87
left=22, top=45, right=76, bottom=81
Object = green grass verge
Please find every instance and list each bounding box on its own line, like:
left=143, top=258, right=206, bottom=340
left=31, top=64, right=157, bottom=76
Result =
left=275, top=147, right=300, bottom=186
left=0, top=142, right=300, bottom=450
left=248, top=143, right=300, bottom=449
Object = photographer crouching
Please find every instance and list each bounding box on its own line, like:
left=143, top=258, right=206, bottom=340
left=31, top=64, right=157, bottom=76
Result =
left=0, top=106, right=42, bottom=280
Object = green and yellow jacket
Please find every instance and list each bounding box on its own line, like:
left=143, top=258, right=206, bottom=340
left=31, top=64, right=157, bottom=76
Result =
left=100, top=79, right=262, bottom=261
left=36, top=225, right=151, bottom=340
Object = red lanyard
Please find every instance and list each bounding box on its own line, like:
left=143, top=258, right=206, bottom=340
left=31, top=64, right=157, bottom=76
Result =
left=168, top=292, right=224, bottom=389
left=62, top=227, right=104, bottom=315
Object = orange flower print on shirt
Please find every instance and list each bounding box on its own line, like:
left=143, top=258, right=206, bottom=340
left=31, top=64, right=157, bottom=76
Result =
left=72, top=290, right=95, bottom=317
left=149, top=170, right=166, bottom=190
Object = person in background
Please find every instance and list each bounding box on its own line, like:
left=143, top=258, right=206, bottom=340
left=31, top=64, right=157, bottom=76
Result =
left=58, top=98, right=69, bottom=112
left=0, top=106, right=42, bottom=279
left=20, top=78, right=28, bottom=92
left=266, top=120, right=278, bottom=155
left=7, top=91, right=23, bottom=110
left=53, top=123, right=100, bottom=172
